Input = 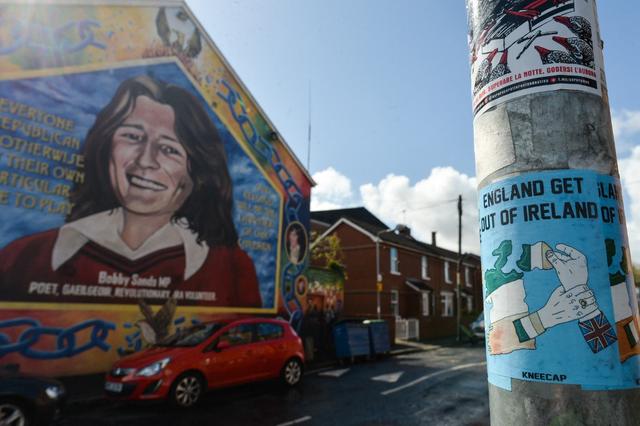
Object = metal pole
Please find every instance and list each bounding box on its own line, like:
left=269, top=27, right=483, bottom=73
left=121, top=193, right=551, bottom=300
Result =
left=467, top=1, right=640, bottom=424
left=376, top=236, right=381, bottom=320
left=457, top=195, right=462, bottom=342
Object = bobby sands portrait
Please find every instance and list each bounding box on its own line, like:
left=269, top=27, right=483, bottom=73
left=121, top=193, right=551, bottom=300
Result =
left=0, top=76, right=262, bottom=308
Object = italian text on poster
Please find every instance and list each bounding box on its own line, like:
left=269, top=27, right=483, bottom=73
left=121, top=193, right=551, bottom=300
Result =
left=467, top=0, right=604, bottom=117
left=478, top=170, right=640, bottom=390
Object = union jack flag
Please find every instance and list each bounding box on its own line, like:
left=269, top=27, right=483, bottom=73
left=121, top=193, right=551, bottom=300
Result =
left=578, top=313, right=617, bottom=353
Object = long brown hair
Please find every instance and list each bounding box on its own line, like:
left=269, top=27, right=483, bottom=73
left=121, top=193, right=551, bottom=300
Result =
left=67, top=75, right=238, bottom=247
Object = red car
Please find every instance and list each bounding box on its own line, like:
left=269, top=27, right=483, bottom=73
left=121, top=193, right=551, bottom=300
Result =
left=105, top=318, right=304, bottom=407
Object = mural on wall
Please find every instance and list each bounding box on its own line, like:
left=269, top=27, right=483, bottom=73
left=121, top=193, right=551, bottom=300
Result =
left=305, top=267, right=344, bottom=322
left=0, top=2, right=311, bottom=376
left=479, top=170, right=640, bottom=391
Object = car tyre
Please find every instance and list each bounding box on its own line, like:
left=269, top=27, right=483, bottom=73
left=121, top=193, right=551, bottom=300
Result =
left=281, top=357, right=303, bottom=387
left=170, top=372, right=204, bottom=408
left=0, top=398, right=30, bottom=426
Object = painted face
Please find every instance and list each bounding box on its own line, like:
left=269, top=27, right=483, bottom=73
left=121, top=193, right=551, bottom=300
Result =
left=289, top=229, right=299, bottom=247
left=109, top=95, right=193, bottom=217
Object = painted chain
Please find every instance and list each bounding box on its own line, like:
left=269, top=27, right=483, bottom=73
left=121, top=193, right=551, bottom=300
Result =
left=218, top=80, right=305, bottom=329
left=0, top=317, right=115, bottom=359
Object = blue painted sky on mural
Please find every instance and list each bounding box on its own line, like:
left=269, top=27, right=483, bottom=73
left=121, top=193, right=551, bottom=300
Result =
left=185, top=0, right=640, bottom=257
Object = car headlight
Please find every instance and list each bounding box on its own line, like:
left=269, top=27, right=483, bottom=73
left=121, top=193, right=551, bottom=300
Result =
left=136, top=358, right=171, bottom=377
left=45, top=385, right=64, bottom=400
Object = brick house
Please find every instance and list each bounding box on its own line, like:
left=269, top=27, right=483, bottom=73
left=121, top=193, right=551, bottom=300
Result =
left=311, top=207, right=482, bottom=341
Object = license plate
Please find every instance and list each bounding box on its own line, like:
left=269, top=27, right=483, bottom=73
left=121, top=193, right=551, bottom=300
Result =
left=105, top=381, right=123, bottom=392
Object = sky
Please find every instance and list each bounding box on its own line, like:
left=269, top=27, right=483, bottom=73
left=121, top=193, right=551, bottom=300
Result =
left=185, top=0, right=640, bottom=257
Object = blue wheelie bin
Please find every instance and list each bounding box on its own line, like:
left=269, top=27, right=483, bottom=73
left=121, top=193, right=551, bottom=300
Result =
left=333, top=320, right=371, bottom=361
left=364, top=319, right=390, bottom=356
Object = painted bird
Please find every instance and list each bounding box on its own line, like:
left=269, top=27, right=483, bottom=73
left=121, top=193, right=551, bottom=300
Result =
left=534, top=45, right=578, bottom=65
left=552, top=35, right=594, bottom=68
left=554, top=15, right=592, bottom=44
left=137, top=297, right=177, bottom=345
left=489, top=50, right=511, bottom=81
left=474, top=48, right=499, bottom=90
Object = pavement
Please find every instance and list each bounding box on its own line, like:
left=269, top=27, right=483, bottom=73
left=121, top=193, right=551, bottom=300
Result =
left=60, top=336, right=479, bottom=406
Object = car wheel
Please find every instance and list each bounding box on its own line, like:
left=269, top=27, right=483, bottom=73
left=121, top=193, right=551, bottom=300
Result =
left=281, top=358, right=303, bottom=387
left=0, top=399, right=30, bottom=426
left=170, top=373, right=204, bottom=408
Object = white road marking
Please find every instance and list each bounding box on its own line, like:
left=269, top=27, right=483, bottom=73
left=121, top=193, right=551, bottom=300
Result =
left=318, top=368, right=350, bottom=378
left=371, top=371, right=404, bottom=383
left=381, top=362, right=487, bottom=396
left=276, top=416, right=312, bottom=426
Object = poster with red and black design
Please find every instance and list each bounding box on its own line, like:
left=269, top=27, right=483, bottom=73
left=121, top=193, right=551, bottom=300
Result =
left=467, top=0, right=605, bottom=117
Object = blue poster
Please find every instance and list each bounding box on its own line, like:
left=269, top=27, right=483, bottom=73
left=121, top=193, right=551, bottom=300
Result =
left=479, top=170, right=640, bottom=390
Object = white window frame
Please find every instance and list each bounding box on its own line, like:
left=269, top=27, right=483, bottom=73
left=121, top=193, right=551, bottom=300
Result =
left=444, top=261, right=452, bottom=283
left=466, top=295, right=473, bottom=313
left=391, top=290, right=400, bottom=318
left=390, top=247, right=400, bottom=275
left=441, top=292, right=454, bottom=317
left=465, top=266, right=472, bottom=288
left=421, top=256, right=429, bottom=280
left=421, top=291, right=430, bottom=316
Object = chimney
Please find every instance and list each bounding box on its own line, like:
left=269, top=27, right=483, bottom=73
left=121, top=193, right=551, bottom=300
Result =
left=398, top=226, right=411, bottom=237
left=431, top=232, right=437, bottom=246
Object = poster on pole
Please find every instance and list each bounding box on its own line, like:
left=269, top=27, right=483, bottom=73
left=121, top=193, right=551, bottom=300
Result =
left=467, top=0, right=606, bottom=117
left=478, top=170, right=640, bottom=390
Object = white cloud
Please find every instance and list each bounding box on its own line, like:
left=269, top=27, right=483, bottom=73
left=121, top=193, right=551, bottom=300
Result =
left=311, top=167, right=354, bottom=211
left=613, top=110, right=640, bottom=139
left=311, top=166, right=479, bottom=253
left=617, top=147, right=640, bottom=262
left=360, top=167, right=479, bottom=254
left=612, top=109, right=640, bottom=155
left=613, top=108, right=640, bottom=262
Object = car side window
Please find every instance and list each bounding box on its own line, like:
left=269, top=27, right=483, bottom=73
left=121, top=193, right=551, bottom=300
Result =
left=256, top=323, right=284, bottom=342
left=218, top=324, right=254, bottom=347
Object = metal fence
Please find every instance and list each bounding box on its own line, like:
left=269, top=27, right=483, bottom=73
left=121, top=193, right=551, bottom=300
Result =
left=395, top=318, right=420, bottom=341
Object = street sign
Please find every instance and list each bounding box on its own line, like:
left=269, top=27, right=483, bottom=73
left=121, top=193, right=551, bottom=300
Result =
left=376, top=282, right=383, bottom=292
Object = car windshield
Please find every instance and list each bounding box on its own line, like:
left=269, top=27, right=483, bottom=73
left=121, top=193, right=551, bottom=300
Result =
left=157, top=323, right=225, bottom=347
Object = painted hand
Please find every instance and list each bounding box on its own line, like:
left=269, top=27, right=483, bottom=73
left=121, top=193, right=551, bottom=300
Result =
left=546, top=244, right=588, bottom=289
left=538, top=285, right=598, bottom=329
left=488, top=313, right=536, bottom=355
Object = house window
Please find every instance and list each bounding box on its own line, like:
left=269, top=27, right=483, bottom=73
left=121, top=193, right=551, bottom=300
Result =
left=421, top=256, right=429, bottom=279
left=421, top=292, right=430, bottom=316
left=444, top=261, right=452, bottom=283
left=391, top=290, right=399, bottom=318
left=466, top=295, right=473, bottom=313
left=441, top=292, right=454, bottom=317
left=465, top=266, right=472, bottom=287
left=390, top=247, right=399, bottom=274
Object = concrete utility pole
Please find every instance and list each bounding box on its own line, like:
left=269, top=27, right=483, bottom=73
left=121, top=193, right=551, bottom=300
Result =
left=467, top=1, right=640, bottom=425
left=456, top=194, right=462, bottom=342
